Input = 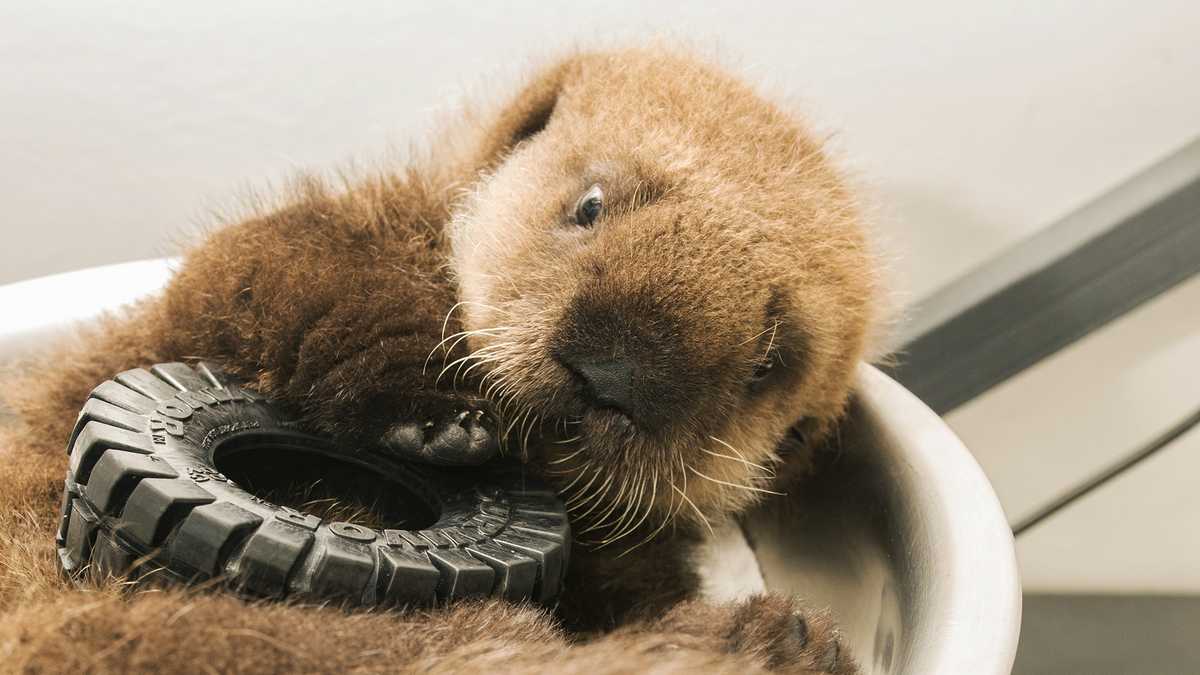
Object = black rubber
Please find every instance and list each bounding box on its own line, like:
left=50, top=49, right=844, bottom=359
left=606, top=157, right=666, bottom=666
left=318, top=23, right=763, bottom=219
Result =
left=56, top=362, right=569, bottom=606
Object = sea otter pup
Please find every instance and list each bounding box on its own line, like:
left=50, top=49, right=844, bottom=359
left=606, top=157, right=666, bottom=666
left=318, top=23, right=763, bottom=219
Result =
left=0, top=47, right=876, bottom=673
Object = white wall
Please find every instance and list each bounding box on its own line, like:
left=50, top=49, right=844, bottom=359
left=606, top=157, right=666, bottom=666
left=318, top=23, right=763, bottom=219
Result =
left=3, top=1, right=1200, bottom=591
left=4, top=1, right=1199, bottom=296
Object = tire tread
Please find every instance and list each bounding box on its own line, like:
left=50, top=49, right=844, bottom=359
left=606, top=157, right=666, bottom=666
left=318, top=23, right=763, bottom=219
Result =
left=56, top=362, right=569, bottom=606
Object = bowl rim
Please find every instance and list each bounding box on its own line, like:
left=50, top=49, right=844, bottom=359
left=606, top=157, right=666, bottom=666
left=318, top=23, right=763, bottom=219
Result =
left=852, top=363, right=1022, bottom=674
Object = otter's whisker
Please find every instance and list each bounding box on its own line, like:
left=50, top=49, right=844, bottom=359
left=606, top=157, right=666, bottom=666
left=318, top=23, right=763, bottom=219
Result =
left=601, top=498, right=651, bottom=548
left=439, top=331, right=512, bottom=377
left=453, top=357, right=504, bottom=388
left=671, top=483, right=713, bottom=536
left=760, top=320, right=780, bottom=359
left=550, top=435, right=582, bottom=447
left=621, top=465, right=682, bottom=556
left=565, top=471, right=605, bottom=511
left=435, top=301, right=511, bottom=352
left=506, top=378, right=540, bottom=415
left=520, top=413, right=539, bottom=458
left=513, top=404, right=533, bottom=445
left=425, top=330, right=506, bottom=376
left=439, top=300, right=470, bottom=344
left=501, top=407, right=524, bottom=442
left=422, top=327, right=511, bottom=375
left=676, top=456, right=715, bottom=535
left=547, top=446, right=586, bottom=465
left=707, top=435, right=752, bottom=462
left=557, top=460, right=595, bottom=495
left=564, top=464, right=603, bottom=506
left=577, top=474, right=625, bottom=534
left=601, top=466, right=658, bottom=548
left=435, top=344, right=507, bottom=386
left=687, top=466, right=786, bottom=496
left=511, top=404, right=535, bottom=448
left=599, top=461, right=646, bottom=538
left=737, top=320, right=778, bottom=346
left=701, top=448, right=775, bottom=477
left=452, top=299, right=513, bottom=318
left=617, top=462, right=650, bottom=531
left=570, top=471, right=616, bottom=521
left=458, top=351, right=508, bottom=380
left=483, top=370, right=511, bottom=402
left=581, top=470, right=632, bottom=536
left=491, top=377, right=523, bottom=415
left=596, top=496, right=635, bottom=544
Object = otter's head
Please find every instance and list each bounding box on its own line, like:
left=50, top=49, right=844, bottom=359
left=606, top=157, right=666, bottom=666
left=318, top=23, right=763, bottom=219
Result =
left=447, top=49, right=876, bottom=549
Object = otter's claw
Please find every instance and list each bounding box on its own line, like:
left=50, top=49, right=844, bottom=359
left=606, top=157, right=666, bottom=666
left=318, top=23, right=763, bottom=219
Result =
left=381, top=404, right=498, bottom=466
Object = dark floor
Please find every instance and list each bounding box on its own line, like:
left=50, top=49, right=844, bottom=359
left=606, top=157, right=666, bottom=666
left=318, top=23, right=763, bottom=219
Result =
left=1015, top=594, right=1200, bottom=674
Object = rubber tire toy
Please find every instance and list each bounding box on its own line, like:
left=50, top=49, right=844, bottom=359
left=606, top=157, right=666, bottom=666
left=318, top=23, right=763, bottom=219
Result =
left=55, top=361, right=570, bottom=606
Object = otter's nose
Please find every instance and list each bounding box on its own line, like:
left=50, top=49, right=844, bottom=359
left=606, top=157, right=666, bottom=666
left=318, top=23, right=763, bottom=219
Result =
left=558, top=353, right=637, bottom=418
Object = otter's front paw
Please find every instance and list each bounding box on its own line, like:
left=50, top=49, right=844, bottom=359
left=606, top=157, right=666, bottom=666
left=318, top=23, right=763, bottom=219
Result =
left=653, top=595, right=856, bottom=673
left=380, top=397, right=498, bottom=466
left=727, top=595, right=854, bottom=673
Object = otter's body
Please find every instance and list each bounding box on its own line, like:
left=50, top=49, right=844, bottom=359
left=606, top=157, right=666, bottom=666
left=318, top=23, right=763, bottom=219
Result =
left=0, top=48, right=873, bottom=673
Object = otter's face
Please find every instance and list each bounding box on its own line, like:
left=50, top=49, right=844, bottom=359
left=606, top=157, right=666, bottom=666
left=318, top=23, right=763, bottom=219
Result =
left=447, top=52, right=873, bottom=550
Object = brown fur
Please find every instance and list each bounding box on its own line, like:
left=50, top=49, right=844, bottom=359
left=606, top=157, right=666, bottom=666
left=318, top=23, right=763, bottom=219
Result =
left=0, top=46, right=874, bottom=673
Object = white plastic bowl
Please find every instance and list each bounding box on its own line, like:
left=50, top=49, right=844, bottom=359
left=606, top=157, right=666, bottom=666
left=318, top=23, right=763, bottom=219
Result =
left=0, top=259, right=1020, bottom=675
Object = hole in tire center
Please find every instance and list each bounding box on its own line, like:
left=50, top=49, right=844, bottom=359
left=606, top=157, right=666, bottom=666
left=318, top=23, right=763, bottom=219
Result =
left=213, top=444, right=439, bottom=531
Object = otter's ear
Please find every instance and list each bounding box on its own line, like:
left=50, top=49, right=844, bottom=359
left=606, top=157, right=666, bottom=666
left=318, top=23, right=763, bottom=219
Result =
left=474, top=58, right=576, bottom=168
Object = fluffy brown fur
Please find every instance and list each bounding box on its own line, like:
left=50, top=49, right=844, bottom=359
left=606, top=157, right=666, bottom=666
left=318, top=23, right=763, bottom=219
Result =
left=0, top=47, right=874, bottom=673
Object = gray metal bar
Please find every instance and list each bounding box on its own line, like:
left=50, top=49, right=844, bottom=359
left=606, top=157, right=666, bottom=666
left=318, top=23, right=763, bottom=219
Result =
left=1012, top=404, right=1200, bottom=536
left=888, top=137, right=1200, bottom=414
left=1016, top=595, right=1200, bottom=673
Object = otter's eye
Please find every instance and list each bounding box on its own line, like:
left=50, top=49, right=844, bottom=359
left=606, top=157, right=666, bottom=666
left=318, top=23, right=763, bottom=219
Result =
left=574, top=185, right=604, bottom=227
left=751, top=357, right=775, bottom=383
left=750, top=345, right=782, bottom=391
